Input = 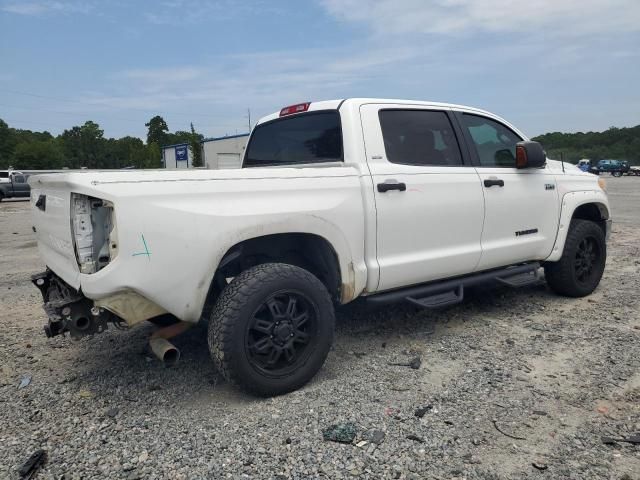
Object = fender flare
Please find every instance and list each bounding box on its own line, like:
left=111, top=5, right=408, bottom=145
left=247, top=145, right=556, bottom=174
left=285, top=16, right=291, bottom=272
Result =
left=545, top=190, right=610, bottom=262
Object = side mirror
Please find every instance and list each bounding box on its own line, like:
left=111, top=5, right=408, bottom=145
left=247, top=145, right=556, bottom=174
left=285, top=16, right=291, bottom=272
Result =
left=515, top=141, right=546, bottom=169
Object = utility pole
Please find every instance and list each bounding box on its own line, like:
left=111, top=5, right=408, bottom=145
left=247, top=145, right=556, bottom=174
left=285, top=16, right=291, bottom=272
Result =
left=246, top=108, right=252, bottom=133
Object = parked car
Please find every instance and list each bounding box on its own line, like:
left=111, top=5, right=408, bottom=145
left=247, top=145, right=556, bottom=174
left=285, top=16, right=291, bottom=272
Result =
left=29, top=99, right=611, bottom=396
left=590, top=159, right=629, bottom=177
left=0, top=171, right=30, bottom=201
left=577, top=159, right=591, bottom=172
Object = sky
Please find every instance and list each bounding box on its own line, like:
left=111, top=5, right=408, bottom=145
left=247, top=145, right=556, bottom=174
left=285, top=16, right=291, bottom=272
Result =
left=0, top=0, right=639, bottom=140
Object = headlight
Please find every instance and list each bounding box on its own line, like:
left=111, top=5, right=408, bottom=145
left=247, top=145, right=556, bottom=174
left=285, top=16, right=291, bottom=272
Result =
left=71, top=193, right=116, bottom=274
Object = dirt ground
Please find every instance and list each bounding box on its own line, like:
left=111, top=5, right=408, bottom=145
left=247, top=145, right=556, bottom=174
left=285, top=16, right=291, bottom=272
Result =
left=1, top=177, right=639, bottom=479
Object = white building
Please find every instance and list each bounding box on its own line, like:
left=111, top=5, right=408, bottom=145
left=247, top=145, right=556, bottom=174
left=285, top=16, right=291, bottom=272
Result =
left=162, top=133, right=249, bottom=170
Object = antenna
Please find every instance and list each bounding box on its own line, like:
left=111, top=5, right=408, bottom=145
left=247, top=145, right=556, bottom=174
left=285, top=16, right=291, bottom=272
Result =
left=245, top=108, right=252, bottom=133
left=561, top=151, right=565, bottom=173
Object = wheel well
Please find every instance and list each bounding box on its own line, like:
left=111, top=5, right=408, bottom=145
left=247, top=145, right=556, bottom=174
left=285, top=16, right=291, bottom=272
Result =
left=201, top=233, right=342, bottom=320
left=571, top=203, right=608, bottom=233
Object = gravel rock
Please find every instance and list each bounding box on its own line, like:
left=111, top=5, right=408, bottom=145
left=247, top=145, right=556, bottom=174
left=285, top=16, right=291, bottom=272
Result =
left=1, top=180, right=640, bottom=479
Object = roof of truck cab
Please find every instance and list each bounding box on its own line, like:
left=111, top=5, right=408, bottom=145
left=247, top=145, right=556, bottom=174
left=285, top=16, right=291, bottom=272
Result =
left=255, top=98, right=498, bottom=125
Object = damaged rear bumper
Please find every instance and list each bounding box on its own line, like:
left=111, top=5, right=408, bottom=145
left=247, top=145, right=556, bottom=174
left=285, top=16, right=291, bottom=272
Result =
left=31, top=270, right=118, bottom=338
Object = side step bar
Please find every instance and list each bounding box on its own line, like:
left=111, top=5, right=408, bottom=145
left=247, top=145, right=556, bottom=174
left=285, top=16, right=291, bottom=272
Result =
left=367, top=263, right=541, bottom=309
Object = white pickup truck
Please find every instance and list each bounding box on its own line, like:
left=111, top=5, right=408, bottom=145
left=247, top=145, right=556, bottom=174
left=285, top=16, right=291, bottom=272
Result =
left=29, top=99, right=611, bottom=396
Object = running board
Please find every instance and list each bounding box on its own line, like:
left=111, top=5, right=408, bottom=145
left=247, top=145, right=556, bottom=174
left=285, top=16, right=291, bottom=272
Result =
left=495, top=270, right=541, bottom=287
left=367, top=263, right=540, bottom=309
left=407, top=285, right=464, bottom=309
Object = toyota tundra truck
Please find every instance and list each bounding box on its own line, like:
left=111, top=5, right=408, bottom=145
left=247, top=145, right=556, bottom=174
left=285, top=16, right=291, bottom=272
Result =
left=29, top=99, right=612, bottom=396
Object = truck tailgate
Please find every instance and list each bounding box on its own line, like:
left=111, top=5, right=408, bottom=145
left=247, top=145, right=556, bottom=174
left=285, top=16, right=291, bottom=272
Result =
left=30, top=180, right=80, bottom=289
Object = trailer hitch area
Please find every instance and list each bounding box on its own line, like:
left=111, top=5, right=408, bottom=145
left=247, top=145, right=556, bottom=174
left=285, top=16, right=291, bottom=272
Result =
left=31, top=270, right=116, bottom=339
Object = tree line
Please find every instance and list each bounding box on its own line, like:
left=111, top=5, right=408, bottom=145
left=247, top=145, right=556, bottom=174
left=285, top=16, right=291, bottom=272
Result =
left=532, top=125, right=640, bottom=164
left=0, top=115, right=204, bottom=170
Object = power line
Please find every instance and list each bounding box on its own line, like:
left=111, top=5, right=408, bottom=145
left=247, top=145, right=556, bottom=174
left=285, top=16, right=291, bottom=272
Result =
left=0, top=88, right=231, bottom=119
left=0, top=102, right=143, bottom=124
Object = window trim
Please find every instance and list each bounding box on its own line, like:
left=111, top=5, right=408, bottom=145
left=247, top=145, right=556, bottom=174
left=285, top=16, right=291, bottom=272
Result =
left=377, top=108, right=471, bottom=167
left=243, top=109, right=344, bottom=168
left=453, top=111, right=524, bottom=168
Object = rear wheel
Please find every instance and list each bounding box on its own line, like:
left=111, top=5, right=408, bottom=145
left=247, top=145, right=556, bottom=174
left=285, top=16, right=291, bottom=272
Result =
left=544, top=219, right=606, bottom=297
left=208, top=263, right=335, bottom=396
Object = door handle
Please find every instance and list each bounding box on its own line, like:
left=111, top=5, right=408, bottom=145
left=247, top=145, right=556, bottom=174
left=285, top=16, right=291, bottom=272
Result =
left=377, top=180, right=407, bottom=193
left=483, top=179, right=504, bottom=188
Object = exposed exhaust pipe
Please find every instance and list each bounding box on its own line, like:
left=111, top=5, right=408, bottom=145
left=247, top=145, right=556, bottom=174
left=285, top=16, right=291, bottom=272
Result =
left=149, top=337, right=180, bottom=365
left=148, top=320, right=192, bottom=366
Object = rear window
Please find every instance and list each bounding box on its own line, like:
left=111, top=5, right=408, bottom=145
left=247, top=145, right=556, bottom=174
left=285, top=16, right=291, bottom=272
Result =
left=0, top=172, right=8, bottom=178
left=244, top=111, right=342, bottom=167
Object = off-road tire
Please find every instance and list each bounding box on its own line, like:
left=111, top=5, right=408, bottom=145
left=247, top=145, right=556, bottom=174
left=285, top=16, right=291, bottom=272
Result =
left=0, top=192, right=4, bottom=202
left=208, top=263, right=335, bottom=396
left=544, top=219, right=606, bottom=297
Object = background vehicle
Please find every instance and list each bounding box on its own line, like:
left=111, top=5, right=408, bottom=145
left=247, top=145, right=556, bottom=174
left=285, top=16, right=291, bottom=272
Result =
left=590, top=159, right=628, bottom=176
left=0, top=171, right=30, bottom=201
left=29, top=99, right=611, bottom=396
left=577, top=159, right=591, bottom=172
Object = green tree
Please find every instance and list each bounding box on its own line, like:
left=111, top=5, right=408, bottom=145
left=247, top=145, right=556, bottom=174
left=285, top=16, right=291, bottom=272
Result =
left=145, top=115, right=169, bottom=147
left=0, top=119, right=17, bottom=168
left=165, top=130, right=192, bottom=146
left=189, top=122, right=204, bottom=167
left=13, top=139, right=64, bottom=169
left=146, top=142, right=162, bottom=168
left=60, top=121, right=106, bottom=168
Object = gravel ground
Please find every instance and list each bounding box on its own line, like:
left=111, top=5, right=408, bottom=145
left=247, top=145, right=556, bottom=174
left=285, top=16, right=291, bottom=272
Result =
left=1, top=177, right=639, bottom=480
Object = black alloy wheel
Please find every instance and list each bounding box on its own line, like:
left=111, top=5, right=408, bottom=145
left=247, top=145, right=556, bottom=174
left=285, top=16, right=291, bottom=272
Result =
left=574, top=236, right=600, bottom=285
left=245, top=291, right=318, bottom=377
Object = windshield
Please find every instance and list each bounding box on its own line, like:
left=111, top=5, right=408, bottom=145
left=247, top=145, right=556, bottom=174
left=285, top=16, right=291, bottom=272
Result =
left=244, top=111, right=343, bottom=167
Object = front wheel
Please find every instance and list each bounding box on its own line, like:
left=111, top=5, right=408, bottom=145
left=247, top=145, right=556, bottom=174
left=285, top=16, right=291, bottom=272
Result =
left=612, top=171, right=622, bottom=177
left=544, top=219, right=606, bottom=297
left=208, top=263, right=335, bottom=396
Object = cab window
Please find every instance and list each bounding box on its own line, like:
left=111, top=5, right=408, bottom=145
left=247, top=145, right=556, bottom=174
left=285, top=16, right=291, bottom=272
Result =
left=244, top=111, right=342, bottom=167
left=460, top=114, right=523, bottom=167
left=379, top=110, right=463, bottom=166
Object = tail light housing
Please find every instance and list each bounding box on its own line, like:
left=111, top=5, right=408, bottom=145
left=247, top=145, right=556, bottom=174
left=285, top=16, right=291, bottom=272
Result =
left=71, top=193, right=117, bottom=274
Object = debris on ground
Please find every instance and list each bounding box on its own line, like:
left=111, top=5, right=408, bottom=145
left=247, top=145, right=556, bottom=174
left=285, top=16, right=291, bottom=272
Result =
left=362, top=429, right=385, bottom=445
left=406, top=434, right=425, bottom=443
left=388, top=356, right=422, bottom=370
left=105, top=407, right=119, bottom=418
left=414, top=405, right=433, bottom=418
left=78, top=390, right=93, bottom=398
left=532, top=461, right=548, bottom=471
left=18, top=375, right=31, bottom=389
left=601, top=435, right=640, bottom=445
left=18, top=449, right=47, bottom=479
left=2, top=188, right=640, bottom=479
left=492, top=420, right=527, bottom=440
left=322, top=423, right=357, bottom=444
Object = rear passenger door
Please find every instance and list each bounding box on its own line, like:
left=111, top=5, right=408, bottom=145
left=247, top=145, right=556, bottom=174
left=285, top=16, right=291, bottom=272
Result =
left=360, top=104, right=485, bottom=292
left=454, top=112, right=560, bottom=270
